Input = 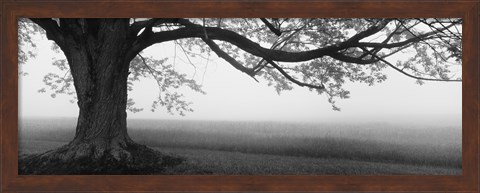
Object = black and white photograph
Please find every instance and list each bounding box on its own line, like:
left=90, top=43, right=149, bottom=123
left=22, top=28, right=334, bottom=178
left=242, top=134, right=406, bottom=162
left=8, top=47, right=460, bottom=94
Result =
left=17, top=18, right=462, bottom=175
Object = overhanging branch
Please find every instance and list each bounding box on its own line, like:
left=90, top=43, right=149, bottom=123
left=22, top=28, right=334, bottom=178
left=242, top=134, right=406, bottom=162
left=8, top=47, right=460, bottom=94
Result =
left=134, top=20, right=394, bottom=63
left=129, top=18, right=460, bottom=86
left=201, top=38, right=258, bottom=82
left=263, top=58, right=325, bottom=90
left=362, top=48, right=461, bottom=82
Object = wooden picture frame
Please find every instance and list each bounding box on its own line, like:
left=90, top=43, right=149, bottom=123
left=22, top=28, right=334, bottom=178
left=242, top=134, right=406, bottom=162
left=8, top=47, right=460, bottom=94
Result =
left=1, top=0, right=478, bottom=192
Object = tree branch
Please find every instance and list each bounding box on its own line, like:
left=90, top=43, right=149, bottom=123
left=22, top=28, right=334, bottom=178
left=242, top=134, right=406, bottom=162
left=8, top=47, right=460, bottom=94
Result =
left=129, top=18, right=459, bottom=85
left=137, top=54, right=163, bottom=88
left=201, top=37, right=258, bottom=81
left=356, top=22, right=458, bottom=49
left=359, top=20, right=406, bottom=59
left=263, top=58, right=325, bottom=90
left=253, top=29, right=300, bottom=73
left=329, top=52, right=379, bottom=64
left=129, top=18, right=180, bottom=37
left=134, top=20, right=392, bottom=63
left=339, top=19, right=391, bottom=45
left=30, top=18, right=65, bottom=48
left=260, top=18, right=282, bottom=36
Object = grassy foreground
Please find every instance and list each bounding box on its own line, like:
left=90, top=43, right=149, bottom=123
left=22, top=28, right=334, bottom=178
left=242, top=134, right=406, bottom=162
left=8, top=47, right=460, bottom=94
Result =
left=19, top=118, right=462, bottom=175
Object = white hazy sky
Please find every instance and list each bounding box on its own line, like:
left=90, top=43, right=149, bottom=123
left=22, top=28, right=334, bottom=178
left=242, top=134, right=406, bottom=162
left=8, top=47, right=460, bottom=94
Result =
left=19, top=28, right=462, bottom=126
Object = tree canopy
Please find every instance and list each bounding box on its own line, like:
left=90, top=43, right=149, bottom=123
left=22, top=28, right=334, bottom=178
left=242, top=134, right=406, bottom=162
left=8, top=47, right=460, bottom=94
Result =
left=19, top=18, right=462, bottom=112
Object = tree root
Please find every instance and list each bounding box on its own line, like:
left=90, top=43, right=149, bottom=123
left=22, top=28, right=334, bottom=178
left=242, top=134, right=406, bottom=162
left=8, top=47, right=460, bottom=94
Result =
left=19, top=142, right=184, bottom=175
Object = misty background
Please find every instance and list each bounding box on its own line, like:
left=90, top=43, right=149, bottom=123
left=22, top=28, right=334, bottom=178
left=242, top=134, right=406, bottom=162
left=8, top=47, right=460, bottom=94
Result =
left=19, top=31, right=461, bottom=126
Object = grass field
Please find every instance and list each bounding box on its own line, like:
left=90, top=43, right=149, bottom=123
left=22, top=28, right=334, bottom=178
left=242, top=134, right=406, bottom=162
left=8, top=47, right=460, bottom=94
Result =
left=19, top=117, right=462, bottom=175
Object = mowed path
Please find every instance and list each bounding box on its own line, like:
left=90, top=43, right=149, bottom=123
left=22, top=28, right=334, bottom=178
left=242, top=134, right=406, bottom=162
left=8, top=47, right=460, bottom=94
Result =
left=19, top=139, right=460, bottom=175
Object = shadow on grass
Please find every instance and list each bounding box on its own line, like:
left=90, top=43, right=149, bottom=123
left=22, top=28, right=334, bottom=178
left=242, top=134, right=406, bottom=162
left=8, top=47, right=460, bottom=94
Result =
left=18, top=145, right=187, bottom=175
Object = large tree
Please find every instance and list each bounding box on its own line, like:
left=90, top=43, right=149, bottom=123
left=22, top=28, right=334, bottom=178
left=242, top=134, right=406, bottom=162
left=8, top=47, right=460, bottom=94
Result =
left=18, top=18, right=462, bottom=174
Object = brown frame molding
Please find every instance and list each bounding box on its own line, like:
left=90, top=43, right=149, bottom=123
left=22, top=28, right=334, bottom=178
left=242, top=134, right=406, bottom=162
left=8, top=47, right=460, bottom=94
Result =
left=1, top=1, right=478, bottom=192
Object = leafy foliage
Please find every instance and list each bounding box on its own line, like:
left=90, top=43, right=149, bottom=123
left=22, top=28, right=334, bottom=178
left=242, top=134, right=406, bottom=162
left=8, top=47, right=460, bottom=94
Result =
left=18, top=18, right=44, bottom=76
left=129, top=55, right=205, bottom=115
left=170, top=18, right=460, bottom=110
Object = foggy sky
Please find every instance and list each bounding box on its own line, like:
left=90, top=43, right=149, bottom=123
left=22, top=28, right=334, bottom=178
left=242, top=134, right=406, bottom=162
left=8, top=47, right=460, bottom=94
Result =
left=18, top=28, right=462, bottom=126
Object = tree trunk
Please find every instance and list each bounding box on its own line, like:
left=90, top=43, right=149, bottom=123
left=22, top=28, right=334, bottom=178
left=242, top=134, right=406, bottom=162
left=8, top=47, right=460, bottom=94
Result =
left=19, top=19, right=183, bottom=174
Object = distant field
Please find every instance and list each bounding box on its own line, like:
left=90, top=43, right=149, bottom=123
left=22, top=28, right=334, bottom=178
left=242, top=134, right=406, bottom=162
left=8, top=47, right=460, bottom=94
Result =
left=19, top=117, right=462, bottom=175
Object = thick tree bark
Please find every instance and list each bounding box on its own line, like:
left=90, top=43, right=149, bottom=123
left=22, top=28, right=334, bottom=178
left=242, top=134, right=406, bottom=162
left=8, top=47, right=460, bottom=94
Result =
left=65, top=19, right=133, bottom=162
left=19, top=19, right=183, bottom=174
